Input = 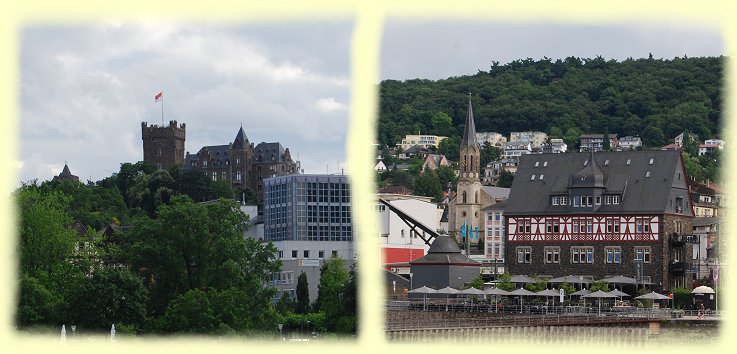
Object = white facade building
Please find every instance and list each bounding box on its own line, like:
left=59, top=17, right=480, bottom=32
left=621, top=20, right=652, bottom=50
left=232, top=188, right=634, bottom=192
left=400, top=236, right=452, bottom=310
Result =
left=476, top=132, right=507, bottom=147
left=503, top=141, right=532, bottom=158
left=509, top=131, right=548, bottom=148
left=377, top=195, right=440, bottom=272
left=398, top=134, right=447, bottom=150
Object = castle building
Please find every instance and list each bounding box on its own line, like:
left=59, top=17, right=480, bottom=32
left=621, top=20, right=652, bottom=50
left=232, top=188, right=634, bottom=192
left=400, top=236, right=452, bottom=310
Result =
left=504, top=150, right=696, bottom=292
left=142, top=120, right=298, bottom=202
left=52, top=163, right=80, bottom=182
left=141, top=120, right=186, bottom=170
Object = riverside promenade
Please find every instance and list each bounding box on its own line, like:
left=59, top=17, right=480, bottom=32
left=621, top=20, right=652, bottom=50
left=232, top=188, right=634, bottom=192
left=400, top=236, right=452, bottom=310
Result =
left=385, top=302, right=721, bottom=342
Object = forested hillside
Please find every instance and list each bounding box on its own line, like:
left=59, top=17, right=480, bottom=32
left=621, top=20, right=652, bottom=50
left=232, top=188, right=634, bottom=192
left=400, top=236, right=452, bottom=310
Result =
left=378, top=55, right=723, bottom=150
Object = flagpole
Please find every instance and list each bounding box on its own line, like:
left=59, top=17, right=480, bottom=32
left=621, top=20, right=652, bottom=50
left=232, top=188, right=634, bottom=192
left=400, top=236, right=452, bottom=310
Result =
left=161, top=92, right=164, bottom=125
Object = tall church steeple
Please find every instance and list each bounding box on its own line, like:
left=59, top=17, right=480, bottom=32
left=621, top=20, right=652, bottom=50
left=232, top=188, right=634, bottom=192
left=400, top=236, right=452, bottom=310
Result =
left=459, top=93, right=481, bottom=180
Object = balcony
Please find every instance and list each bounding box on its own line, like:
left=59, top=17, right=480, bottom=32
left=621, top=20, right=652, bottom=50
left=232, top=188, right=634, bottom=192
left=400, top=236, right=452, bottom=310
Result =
left=670, top=233, right=685, bottom=247
left=684, top=234, right=700, bottom=244
left=669, top=261, right=688, bottom=275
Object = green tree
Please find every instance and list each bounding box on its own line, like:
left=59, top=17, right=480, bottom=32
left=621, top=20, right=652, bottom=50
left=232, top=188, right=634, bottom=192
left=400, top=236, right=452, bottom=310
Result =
left=479, top=142, right=501, bottom=170
left=128, top=169, right=176, bottom=217
left=476, top=236, right=484, bottom=252
left=314, top=257, right=349, bottom=331
left=16, top=187, right=77, bottom=273
left=603, top=129, right=611, bottom=151
left=466, top=276, right=485, bottom=290
left=495, top=273, right=515, bottom=292
left=436, top=165, right=457, bottom=192
left=414, top=169, right=443, bottom=201
left=67, top=267, right=149, bottom=330
left=431, top=112, right=453, bottom=136
left=497, top=170, right=515, bottom=188
left=296, top=271, right=310, bottom=314
left=589, top=280, right=609, bottom=292
left=159, top=288, right=218, bottom=333
left=560, top=281, right=576, bottom=295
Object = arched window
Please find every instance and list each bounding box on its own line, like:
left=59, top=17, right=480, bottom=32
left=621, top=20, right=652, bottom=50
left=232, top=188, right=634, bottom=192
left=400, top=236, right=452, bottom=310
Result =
left=475, top=191, right=479, bottom=204
left=462, top=191, right=467, bottom=204
left=463, top=156, right=468, bottom=172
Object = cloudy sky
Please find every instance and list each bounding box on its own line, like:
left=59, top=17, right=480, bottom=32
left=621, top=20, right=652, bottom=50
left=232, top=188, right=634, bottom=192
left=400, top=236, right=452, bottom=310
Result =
left=19, top=22, right=352, bottom=183
left=381, top=21, right=725, bottom=80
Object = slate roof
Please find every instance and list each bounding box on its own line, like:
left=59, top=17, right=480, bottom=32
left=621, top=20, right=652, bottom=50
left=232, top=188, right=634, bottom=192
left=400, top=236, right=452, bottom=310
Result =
left=504, top=150, right=689, bottom=216
left=184, top=144, right=230, bottom=169
left=693, top=216, right=721, bottom=228
left=482, top=186, right=511, bottom=200
left=409, top=235, right=480, bottom=265
left=232, top=126, right=250, bottom=149
left=254, top=142, right=287, bottom=163
left=461, top=95, right=478, bottom=147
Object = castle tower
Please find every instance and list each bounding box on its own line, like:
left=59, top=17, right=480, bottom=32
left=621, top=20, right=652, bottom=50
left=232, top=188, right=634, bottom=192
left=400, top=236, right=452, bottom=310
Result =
left=229, top=125, right=253, bottom=189
left=453, top=94, right=483, bottom=243
left=141, top=120, right=186, bottom=170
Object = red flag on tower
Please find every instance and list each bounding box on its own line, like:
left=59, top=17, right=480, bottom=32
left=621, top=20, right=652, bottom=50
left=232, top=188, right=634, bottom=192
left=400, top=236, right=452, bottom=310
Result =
left=155, top=91, right=163, bottom=102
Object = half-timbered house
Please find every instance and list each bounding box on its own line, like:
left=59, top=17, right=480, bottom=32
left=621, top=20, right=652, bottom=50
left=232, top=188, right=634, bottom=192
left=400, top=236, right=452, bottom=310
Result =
left=504, top=150, right=696, bottom=292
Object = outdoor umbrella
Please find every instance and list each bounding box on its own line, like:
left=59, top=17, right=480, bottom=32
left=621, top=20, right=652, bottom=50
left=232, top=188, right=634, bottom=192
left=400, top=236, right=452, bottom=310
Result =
left=509, top=288, right=537, bottom=311
left=408, top=286, right=437, bottom=310
left=583, top=290, right=617, bottom=314
left=536, top=288, right=561, bottom=312
left=635, top=291, right=671, bottom=300
left=608, top=289, right=630, bottom=300
left=549, top=275, right=591, bottom=287
left=485, top=288, right=510, bottom=313
left=436, top=286, right=461, bottom=311
left=571, top=288, right=590, bottom=307
left=510, top=275, right=537, bottom=284
left=600, top=275, right=638, bottom=285
left=635, top=291, right=671, bottom=309
left=691, top=285, right=715, bottom=294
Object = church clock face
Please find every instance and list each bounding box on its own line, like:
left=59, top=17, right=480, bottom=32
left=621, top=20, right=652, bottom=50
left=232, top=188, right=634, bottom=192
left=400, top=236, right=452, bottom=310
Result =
left=581, top=175, right=587, bottom=181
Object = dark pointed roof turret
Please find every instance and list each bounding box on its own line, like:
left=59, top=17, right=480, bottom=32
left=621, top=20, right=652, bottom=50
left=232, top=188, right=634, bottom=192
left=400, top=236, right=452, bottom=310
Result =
left=232, top=126, right=249, bottom=149
left=461, top=93, right=478, bottom=147
left=570, top=152, right=605, bottom=188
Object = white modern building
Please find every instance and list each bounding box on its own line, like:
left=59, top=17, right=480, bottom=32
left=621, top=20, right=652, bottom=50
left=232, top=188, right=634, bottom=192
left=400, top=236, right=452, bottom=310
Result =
left=398, top=134, right=447, bottom=150
left=377, top=194, right=441, bottom=274
left=509, top=131, right=548, bottom=148
left=503, top=141, right=532, bottom=158
left=476, top=132, right=507, bottom=147
left=618, top=136, right=643, bottom=150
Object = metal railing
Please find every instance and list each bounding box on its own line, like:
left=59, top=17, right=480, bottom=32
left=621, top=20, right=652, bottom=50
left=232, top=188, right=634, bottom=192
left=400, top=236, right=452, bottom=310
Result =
left=386, top=310, right=671, bottom=331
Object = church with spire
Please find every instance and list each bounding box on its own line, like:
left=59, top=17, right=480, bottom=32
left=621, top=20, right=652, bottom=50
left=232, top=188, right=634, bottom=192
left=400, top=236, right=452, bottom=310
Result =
left=448, top=94, right=503, bottom=248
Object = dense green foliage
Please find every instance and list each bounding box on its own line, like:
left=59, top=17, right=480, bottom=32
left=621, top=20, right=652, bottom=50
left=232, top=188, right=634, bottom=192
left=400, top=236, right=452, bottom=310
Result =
left=15, top=161, right=355, bottom=337
left=379, top=56, right=723, bottom=151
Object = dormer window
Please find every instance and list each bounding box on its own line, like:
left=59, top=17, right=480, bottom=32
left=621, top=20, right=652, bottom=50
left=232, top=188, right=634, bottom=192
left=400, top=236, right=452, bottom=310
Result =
left=604, top=159, right=609, bottom=166
left=539, top=174, right=544, bottom=180
left=535, top=161, right=539, bottom=167
left=645, top=171, right=651, bottom=178
left=626, top=159, right=631, bottom=165
left=531, top=174, right=536, bottom=180
left=543, top=161, right=548, bottom=167
left=649, top=158, right=654, bottom=165
left=584, top=160, right=588, bottom=166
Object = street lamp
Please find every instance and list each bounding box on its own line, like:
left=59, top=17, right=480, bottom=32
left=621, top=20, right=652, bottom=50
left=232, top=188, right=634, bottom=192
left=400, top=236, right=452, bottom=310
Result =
left=409, top=272, right=413, bottom=290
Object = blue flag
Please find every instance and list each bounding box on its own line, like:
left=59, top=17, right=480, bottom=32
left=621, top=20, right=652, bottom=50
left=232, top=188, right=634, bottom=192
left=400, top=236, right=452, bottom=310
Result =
left=461, top=222, right=467, bottom=240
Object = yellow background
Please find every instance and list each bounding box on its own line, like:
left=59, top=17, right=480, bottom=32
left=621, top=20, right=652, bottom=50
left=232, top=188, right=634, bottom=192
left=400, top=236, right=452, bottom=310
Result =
left=0, top=0, right=733, bottom=353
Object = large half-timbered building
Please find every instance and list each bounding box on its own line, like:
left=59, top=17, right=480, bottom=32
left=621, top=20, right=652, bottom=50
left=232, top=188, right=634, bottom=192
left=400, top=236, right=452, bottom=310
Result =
left=504, top=150, right=695, bottom=292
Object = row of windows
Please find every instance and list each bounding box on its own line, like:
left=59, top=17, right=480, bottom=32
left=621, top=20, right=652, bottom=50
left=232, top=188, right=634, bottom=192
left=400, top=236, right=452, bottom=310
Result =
left=515, top=218, right=651, bottom=234
left=517, top=246, right=652, bottom=264
left=286, top=249, right=340, bottom=259
left=551, top=195, right=622, bottom=207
